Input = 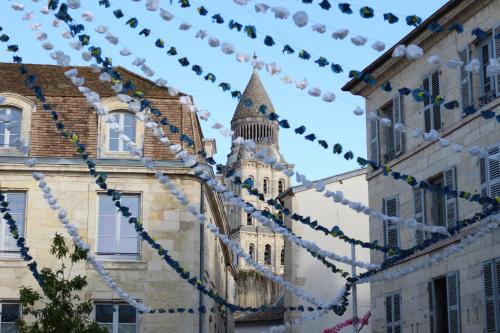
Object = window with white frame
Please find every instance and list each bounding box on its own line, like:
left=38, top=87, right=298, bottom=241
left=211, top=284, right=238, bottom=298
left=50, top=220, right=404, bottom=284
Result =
left=0, top=192, right=26, bottom=254
left=0, top=301, right=20, bottom=333
left=423, top=69, right=442, bottom=132
left=483, top=258, right=500, bottom=332
left=108, top=111, right=136, bottom=152
left=414, top=167, right=458, bottom=245
left=428, top=272, right=461, bottom=333
left=385, top=292, right=401, bottom=333
left=0, top=107, right=21, bottom=148
left=97, top=194, right=140, bottom=258
left=480, top=143, right=500, bottom=213
left=95, top=303, right=138, bottom=333
left=478, top=24, right=500, bottom=107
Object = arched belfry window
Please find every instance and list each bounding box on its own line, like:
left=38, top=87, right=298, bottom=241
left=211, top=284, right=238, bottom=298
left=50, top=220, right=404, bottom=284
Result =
left=280, top=248, right=285, bottom=265
left=264, top=244, right=272, bottom=265
left=246, top=213, right=252, bottom=226
left=263, top=178, right=269, bottom=194
left=278, top=179, right=285, bottom=194
left=249, top=244, right=255, bottom=260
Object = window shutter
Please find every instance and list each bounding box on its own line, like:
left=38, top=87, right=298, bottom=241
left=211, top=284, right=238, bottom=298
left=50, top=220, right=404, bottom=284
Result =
left=423, top=76, right=432, bottom=132
left=444, top=166, right=458, bottom=229
left=386, top=295, right=394, bottom=333
left=483, top=261, right=497, bottom=332
left=458, top=45, right=473, bottom=113
left=481, top=144, right=500, bottom=212
left=480, top=154, right=490, bottom=213
left=393, top=95, right=404, bottom=156
left=383, top=197, right=400, bottom=250
left=429, top=280, right=436, bottom=333
left=447, top=271, right=461, bottom=333
left=493, top=23, right=500, bottom=97
left=431, top=70, right=442, bottom=130
left=369, top=117, right=380, bottom=165
left=414, top=187, right=426, bottom=245
left=394, top=293, right=401, bottom=333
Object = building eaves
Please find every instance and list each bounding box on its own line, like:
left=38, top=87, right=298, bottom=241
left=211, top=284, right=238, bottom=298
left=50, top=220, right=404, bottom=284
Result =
left=341, top=0, right=465, bottom=93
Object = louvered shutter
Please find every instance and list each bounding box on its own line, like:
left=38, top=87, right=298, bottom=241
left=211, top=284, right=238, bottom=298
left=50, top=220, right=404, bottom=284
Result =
left=481, top=154, right=490, bottom=213
left=383, top=197, right=400, bottom=252
left=431, top=70, right=442, bottom=130
left=370, top=117, right=380, bottom=165
left=447, top=271, right=461, bottom=333
left=493, top=24, right=500, bottom=97
left=386, top=295, right=394, bottom=333
left=444, top=166, right=458, bottom=229
left=429, top=280, right=436, bottom=333
left=481, top=144, right=500, bottom=212
left=423, top=76, right=432, bottom=132
left=483, top=261, right=497, bottom=332
left=458, top=45, right=473, bottom=113
left=393, top=95, right=404, bottom=156
left=414, top=187, right=426, bottom=245
left=393, top=293, right=401, bottom=333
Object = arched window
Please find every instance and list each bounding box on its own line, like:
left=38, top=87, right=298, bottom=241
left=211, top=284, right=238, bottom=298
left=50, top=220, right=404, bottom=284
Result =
left=109, top=111, right=136, bottom=152
left=278, top=211, right=283, bottom=221
left=280, top=248, right=285, bottom=266
left=263, top=178, right=269, bottom=194
left=278, top=179, right=285, bottom=194
left=249, top=244, right=255, bottom=260
left=264, top=244, right=272, bottom=265
left=0, top=106, right=21, bottom=148
left=246, top=213, right=252, bottom=226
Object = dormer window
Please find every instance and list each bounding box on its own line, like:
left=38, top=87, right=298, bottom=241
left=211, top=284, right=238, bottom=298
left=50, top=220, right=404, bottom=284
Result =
left=108, top=111, right=136, bottom=152
left=0, top=107, right=21, bottom=148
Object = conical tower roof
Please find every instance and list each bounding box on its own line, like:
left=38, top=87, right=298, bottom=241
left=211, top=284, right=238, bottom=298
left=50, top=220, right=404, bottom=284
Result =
left=232, top=70, right=275, bottom=121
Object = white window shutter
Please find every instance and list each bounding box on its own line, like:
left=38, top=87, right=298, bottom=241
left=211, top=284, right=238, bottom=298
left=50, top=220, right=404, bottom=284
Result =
left=431, top=70, right=442, bottom=130
left=383, top=196, right=400, bottom=251
left=428, top=280, right=436, bottom=333
left=458, top=45, right=473, bottom=113
left=423, top=76, right=432, bottom=133
left=369, top=117, right=380, bottom=165
left=447, top=271, right=461, bottom=333
left=480, top=154, right=490, bottom=213
left=493, top=23, right=500, bottom=97
left=444, top=166, right=458, bottom=229
left=481, top=143, right=500, bottom=212
left=414, top=187, right=426, bottom=245
left=393, top=95, right=404, bottom=156
left=483, top=261, right=497, bottom=332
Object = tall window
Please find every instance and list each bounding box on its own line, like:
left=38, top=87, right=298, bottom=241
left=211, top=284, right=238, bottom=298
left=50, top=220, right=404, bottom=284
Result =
left=264, top=244, right=271, bottom=265
left=0, top=107, right=21, bottom=148
left=246, top=213, right=252, bottom=226
left=249, top=243, right=255, bottom=261
left=97, top=194, right=140, bottom=257
left=383, top=196, right=400, bottom=255
left=0, top=192, right=26, bottom=254
left=428, top=272, right=460, bottom=333
left=263, top=178, right=269, bottom=194
left=0, top=302, right=20, bottom=332
left=280, top=248, right=285, bottom=266
left=483, top=258, right=500, bottom=332
left=423, top=69, right=442, bottom=132
left=109, top=111, right=136, bottom=152
left=480, top=143, right=500, bottom=213
left=379, top=96, right=404, bottom=163
left=415, top=167, right=457, bottom=245
left=95, top=303, right=138, bottom=333
left=458, top=46, right=473, bottom=113
left=385, top=292, right=401, bottom=333
left=278, top=180, right=285, bottom=194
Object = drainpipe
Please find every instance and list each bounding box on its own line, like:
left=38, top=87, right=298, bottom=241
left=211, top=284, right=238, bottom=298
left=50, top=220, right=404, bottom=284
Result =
left=199, top=182, right=205, bottom=333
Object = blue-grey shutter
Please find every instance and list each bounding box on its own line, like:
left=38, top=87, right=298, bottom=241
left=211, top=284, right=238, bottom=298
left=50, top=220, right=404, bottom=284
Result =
left=423, top=76, right=432, bottom=133
left=393, top=95, right=404, bottom=156
left=429, top=280, right=436, bottom=333
left=493, top=24, right=500, bottom=97
left=370, top=117, right=380, bottom=166
left=386, top=293, right=402, bottom=333
left=458, top=45, right=473, bottom=114
left=383, top=197, right=400, bottom=255
left=447, top=271, right=461, bottom=333
left=483, top=260, right=497, bottom=332
left=386, top=294, right=394, bottom=333
left=414, top=187, right=426, bottom=245
left=481, top=144, right=500, bottom=213
left=431, top=70, right=442, bottom=130
left=444, top=166, right=458, bottom=229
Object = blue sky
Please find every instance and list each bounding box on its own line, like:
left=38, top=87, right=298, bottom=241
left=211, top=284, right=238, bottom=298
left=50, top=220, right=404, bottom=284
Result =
left=0, top=0, right=448, bottom=181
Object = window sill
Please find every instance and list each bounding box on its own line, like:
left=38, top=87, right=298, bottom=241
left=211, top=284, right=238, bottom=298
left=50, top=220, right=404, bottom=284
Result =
left=0, top=148, right=26, bottom=157
left=0, top=254, right=27, bottom=268
left=87, top=259, right=147, bottom=271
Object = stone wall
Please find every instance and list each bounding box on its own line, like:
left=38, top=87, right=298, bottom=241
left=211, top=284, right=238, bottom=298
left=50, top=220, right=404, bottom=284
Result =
left=236, top=270, right=282, bottom=308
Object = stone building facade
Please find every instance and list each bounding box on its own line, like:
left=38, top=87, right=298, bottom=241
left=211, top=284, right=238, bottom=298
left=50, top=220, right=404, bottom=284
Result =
left=0, top=63, right=236, bottom=333
left=343, top=0, right=500, bottom=332
left=279, top=169, right=371, bottom=333
left=223, top=71, right=292, bottom=311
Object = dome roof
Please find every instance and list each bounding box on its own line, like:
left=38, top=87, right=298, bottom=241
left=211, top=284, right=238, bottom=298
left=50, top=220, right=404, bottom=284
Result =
left=232, top=71, right=275, bottom=122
